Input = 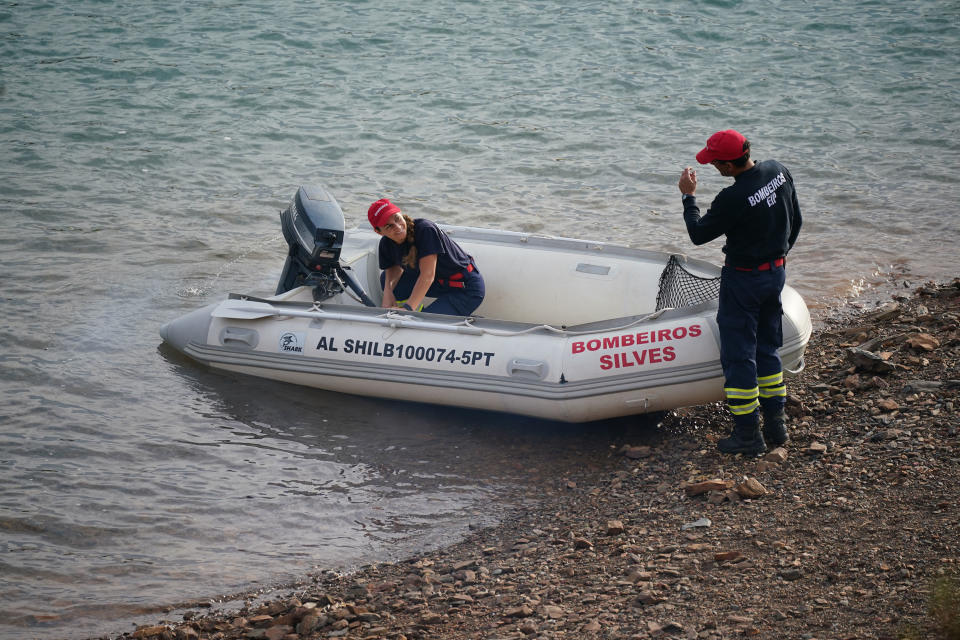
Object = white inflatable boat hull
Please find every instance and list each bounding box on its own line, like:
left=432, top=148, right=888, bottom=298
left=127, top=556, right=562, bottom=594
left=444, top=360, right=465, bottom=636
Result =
left=161, top=226, right=811, bottom=423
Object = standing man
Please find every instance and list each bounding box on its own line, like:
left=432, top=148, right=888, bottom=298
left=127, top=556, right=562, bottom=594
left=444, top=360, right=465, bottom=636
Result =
left=678, top=130, right=802, bottom=455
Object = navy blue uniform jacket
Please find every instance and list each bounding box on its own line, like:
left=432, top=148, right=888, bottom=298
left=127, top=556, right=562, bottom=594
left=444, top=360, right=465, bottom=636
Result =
left=378, top=218, right=474, bottom=280
left=683, top=160, right=802, bottom=268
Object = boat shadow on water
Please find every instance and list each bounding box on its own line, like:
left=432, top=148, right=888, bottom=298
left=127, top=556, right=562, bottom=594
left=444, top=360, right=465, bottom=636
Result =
left=156, top=341, right=671, bottom=483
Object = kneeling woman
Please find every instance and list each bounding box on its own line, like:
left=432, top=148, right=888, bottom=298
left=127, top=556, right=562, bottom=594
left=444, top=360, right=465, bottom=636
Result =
left=368, top=198, right=485, bottom=316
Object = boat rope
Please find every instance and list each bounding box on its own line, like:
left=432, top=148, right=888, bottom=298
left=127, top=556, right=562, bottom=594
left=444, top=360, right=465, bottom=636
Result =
left=231, top=297, right=678, bottom=339
left=373, top=307, right=673, bottom=338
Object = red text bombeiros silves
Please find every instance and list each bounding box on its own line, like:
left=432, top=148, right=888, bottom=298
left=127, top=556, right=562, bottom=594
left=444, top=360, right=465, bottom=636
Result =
left=571, top=324, right=703, bottom=371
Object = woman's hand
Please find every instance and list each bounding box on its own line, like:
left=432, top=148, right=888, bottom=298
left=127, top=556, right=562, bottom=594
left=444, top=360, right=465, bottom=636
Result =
left=406, top=254, right=437, bottom=311
left=381, top=265, right=402, bottom=308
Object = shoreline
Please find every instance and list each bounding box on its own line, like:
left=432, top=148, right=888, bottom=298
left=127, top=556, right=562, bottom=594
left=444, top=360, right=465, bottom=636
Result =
left=106, top=278, right=959, bottom=640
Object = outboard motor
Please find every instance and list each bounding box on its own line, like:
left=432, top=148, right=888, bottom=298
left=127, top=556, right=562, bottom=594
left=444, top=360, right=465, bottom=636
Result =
left=276, top=185, right=375, bottom=306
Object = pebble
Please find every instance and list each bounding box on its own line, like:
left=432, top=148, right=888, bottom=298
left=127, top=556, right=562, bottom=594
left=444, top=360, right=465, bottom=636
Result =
left=714, top=551, right=745, bottom=564
left=606, top=520, right=625, bottom=535
left=807, top=442, right=828, bottom=455
left=573, top=537, right=593, bottom=549
left=681, top=517, right=712, bottom=530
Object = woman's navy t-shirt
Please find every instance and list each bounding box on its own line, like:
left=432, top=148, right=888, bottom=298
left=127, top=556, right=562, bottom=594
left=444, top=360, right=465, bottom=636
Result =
left=377, top=218, right=474, bottom=279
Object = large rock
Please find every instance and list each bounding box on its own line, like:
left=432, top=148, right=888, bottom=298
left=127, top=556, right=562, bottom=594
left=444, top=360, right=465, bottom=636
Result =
left=906, top=333, right=939, bottom=351
left=765, top=447, right=788, bottom=463
left=735, top=477, right=767, bottom=498
left=296, top=614, right=324, bottom=635
left=622, top=445, right=652, bottom=459
left=264, top=626, right=293, bottom=640
left=542, top=605, right=565, bottom=619
left=876, top=398, right=900, bottom=411
left=848, top=347, right=897, bottom=373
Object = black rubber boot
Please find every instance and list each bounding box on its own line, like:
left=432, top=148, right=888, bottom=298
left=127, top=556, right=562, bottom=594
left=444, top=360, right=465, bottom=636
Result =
left=763, top=410, right=789, bottom=446
left=717, top=421, right=767, bottom=456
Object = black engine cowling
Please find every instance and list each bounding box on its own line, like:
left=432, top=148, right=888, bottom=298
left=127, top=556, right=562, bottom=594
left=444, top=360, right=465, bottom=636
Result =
left=276, top=185, right=345, bottom=294
left=275, top=185, right=375, bottom=307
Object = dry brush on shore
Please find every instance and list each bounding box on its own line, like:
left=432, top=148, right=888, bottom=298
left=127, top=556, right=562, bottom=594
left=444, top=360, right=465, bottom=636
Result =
left=114, top=279, right=959, bottom=640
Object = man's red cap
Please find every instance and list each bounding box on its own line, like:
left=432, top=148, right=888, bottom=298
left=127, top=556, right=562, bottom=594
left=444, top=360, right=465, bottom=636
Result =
left=368, top=198, right=401, bottom=228
left=696, top=130, right=748, bottom=164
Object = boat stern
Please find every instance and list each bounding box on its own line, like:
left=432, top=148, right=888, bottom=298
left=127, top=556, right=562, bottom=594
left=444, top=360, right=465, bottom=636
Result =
left=781, top=284, right=812, bottom=374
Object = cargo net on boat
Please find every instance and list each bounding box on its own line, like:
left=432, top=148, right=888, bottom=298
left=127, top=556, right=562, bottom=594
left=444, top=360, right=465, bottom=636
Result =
left=655, top=255, right=721, bottom=311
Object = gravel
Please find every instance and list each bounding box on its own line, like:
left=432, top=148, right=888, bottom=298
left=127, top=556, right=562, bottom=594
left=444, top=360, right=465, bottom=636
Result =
left=106, top=278, right=960, bottom=640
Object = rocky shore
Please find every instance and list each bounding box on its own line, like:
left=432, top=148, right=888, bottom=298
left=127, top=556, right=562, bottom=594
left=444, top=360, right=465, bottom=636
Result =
left=113, top=279, right=959, bottom=640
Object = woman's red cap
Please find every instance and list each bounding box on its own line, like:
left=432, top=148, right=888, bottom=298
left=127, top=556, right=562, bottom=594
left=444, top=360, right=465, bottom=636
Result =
left=368, top=198, right=401, bottom=228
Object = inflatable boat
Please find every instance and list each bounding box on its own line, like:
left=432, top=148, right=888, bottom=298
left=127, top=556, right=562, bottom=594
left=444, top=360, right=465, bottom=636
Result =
left=160, top=185, right=811, bottom=423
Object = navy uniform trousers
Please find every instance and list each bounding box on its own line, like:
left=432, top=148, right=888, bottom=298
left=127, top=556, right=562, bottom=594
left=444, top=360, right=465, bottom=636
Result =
left=380, top=267, right=485, bottom=316
left=717, top=264, right=787, bottom=426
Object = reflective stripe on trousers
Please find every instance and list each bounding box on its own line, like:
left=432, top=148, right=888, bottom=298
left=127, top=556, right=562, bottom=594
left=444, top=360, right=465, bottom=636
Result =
left=758, top=371, right=786, bottom=400
left=717, top=265, right=786, bottom=424
left=724, top=385, right=759, bottom=416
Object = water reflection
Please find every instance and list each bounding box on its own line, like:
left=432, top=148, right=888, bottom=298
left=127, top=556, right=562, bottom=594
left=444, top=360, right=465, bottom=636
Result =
left=158, top=342, right=660, bottom=488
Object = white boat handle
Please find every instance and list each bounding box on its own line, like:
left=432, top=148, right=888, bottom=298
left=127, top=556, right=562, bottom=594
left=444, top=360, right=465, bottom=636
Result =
left=784, top=356, right=805, bottom=375
left=508, top=359, right=548, bottom=380
left=220, top=327, right=259, bottom=348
